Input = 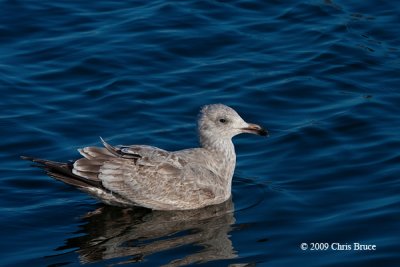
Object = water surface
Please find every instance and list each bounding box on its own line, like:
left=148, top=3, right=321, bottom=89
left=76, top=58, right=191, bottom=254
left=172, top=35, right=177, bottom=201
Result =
left=1, top=0, right=399, bottom=266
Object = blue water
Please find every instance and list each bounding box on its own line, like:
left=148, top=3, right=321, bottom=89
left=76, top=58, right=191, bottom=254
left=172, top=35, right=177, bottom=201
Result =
left=1, top=0, right=399, bottom=266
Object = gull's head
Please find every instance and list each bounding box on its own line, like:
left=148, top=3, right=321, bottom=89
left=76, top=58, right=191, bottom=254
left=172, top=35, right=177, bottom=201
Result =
left=198, top=104, right=268, bottom=141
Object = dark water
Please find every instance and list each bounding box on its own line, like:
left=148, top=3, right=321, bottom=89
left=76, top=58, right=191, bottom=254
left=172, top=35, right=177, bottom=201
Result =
left=1, top=0, right=399, bottom=266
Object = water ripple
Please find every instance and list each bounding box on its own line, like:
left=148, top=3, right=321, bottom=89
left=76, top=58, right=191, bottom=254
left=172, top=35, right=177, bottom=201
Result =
left=1, top=0, right=399, bottom=266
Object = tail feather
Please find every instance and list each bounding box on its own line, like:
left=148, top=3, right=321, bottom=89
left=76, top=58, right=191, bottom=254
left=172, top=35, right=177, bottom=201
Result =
left=20, top=156, right=102, bottom=189
left=21, top=155, right=134, bottom=207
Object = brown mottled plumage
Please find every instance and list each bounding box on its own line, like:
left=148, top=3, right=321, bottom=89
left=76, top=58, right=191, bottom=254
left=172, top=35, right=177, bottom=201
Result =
left=22, top=104, right=268, bottom=210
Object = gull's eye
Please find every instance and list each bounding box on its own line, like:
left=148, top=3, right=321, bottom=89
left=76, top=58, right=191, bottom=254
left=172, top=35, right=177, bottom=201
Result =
left=219, top=118, right=227, bottom=124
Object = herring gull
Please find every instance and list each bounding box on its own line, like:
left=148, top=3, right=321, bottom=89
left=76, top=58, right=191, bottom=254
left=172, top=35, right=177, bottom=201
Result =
left=22, top=104, right=268, bottom=210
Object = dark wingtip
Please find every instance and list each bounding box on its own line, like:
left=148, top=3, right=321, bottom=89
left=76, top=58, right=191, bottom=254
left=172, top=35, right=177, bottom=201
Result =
left=100, top=136, right=111, bottom=150
left=99, top=136, right=121, bottom=157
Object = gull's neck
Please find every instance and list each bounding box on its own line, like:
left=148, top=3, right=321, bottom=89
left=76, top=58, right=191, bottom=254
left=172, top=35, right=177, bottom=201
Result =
left=200, top=135, right=235, bottom=157
left=199, top=135, right=236, bottom=186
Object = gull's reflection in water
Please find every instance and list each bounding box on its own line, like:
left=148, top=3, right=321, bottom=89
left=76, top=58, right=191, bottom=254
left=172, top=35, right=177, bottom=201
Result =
left=58, top=198, right=237, bottom=266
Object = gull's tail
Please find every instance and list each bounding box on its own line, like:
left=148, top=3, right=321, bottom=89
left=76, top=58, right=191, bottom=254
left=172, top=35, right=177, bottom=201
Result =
left=20, top=156, right=102, bottom=189
left=21, top=155, right=133, bottom=207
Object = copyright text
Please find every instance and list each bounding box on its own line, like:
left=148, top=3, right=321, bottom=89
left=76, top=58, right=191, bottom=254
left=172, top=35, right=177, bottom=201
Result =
left=300, top=242, right=377, bottom=251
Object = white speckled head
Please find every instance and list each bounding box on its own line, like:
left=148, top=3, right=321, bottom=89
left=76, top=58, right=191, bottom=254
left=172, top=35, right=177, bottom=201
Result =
left=198, top=104, right=267, bottom=148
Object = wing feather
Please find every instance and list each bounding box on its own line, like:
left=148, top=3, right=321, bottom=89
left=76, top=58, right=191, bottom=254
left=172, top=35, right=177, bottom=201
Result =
left=98, top=152, right=223, bottom=210
left=100, top=137, right=141, bottom=159
left=34, top=137, right=224, bottom=209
